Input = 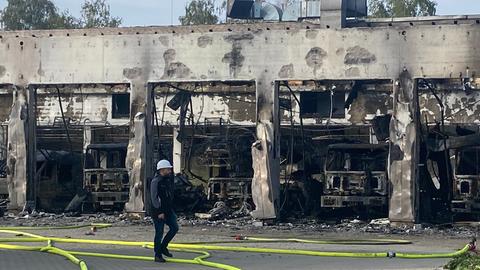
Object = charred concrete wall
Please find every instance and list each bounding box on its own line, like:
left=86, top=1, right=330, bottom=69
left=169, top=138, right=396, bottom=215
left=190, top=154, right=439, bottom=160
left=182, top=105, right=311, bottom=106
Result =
left=420, top=90, right=480, bottom=125
left=280, top=82, right=393, bottom=126
left=154, top=85, right=257, bottom=126
left=1, top=20, right=480, bottom=220
left=2, top=23, right=479, bottom=84
left=34, top=86, right=131, bottom=126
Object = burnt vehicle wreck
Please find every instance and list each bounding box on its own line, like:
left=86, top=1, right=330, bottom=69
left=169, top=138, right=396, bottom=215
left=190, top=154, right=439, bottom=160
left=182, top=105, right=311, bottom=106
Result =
left=451, top=146, right=480, bottom=214
left=321, top=143, right=388, bottom=211
left=82, top=143, right=130, bottom=212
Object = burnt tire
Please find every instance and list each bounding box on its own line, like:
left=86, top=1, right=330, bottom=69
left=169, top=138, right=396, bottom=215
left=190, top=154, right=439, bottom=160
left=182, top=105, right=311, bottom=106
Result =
left=81, top=202, right=96, bottom=214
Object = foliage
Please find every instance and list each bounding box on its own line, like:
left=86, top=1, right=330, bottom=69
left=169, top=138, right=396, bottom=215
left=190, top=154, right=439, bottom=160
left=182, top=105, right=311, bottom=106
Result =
left=80, top=0, right=122, bottom=28
left=444, top=253, right=480, bottom=270
left=179, top=0, right=226, bottom=25
left=368, top=0, right=437, bottom=18
left=1, top=0, right=79, bottom=30
left=1, top=0, right=122, bottom=30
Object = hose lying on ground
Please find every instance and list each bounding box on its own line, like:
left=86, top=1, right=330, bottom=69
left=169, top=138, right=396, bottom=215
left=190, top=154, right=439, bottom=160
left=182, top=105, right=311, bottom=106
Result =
left=0, top=242, right=89, bottom=270
left=0, top=223, right=476, bottom=270
left=180, top=236, right=412, bottom=245
left=0, top=227, right=240, bottom=270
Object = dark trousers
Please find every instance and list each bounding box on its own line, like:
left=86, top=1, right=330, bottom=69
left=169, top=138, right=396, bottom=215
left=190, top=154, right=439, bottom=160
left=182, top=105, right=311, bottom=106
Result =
left=152, top=211, right=179, bottom=257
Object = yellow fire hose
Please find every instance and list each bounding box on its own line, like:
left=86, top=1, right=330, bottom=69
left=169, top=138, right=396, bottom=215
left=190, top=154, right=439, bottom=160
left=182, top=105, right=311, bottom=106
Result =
left=0, top=223, right=475, bottom=270
left=0, top=228, right=240, bottom=270
left=0, top=242, right=89, bottom=270
left=170, top=243, right=474, bottom=259
left=181, top=236, right=413, bottom=245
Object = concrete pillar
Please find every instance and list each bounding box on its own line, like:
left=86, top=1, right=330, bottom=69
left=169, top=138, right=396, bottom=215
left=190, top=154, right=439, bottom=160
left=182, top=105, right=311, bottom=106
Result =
left=83, top=126, right=93, bottom=153
left=173, top=128, right=182, bottom=175
left=6, top=86, right=36, bottom=211
left=125, top=82, right=153, bottom=216
left=388, top=70, right=420, bottom=225
left=251, top=80, right=280, bottom=220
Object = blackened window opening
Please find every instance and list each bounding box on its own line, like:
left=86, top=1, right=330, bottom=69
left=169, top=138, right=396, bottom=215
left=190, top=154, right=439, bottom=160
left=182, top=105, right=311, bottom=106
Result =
left=300, top=91, right=345, bottom=118
left=112, top=94, right=130, bottom=119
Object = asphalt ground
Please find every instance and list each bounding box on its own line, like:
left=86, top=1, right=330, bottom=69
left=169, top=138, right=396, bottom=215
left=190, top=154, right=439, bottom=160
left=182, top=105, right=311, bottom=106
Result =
left=0, top=225, right=465, bottom=270
left=0, top=240, right=450, bottom=270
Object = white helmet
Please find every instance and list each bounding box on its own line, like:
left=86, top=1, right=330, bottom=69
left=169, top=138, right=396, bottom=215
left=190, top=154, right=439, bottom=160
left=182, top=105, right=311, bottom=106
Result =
left=157, top=160, right=173, bottom=170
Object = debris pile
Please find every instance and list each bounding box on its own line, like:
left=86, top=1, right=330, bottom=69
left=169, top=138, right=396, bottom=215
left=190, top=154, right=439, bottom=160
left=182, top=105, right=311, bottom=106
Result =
left=0, top=211, right=152, bottom=227
left=194, top=201, right=253, bottom=221
left=180, top=216, right=480, bottom=239
left=0, top=210, right=478, bottom=239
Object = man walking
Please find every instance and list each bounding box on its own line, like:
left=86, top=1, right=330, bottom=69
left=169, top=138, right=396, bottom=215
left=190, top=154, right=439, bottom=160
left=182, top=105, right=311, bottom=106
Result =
left=150, top=159, right=179, bottom=263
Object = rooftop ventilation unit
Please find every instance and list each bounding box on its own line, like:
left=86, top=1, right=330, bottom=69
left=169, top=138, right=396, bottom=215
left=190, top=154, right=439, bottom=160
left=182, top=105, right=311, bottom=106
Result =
left=227, top=0, right=255, bottom=19
left=227, top=0, right=367, bottom=26
left=345, top=0, right=367, bottom=17
left=228, top=0, right=283, bottom=21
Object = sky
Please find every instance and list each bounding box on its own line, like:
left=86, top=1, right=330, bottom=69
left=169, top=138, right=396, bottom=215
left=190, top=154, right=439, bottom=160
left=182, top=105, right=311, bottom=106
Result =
left=0, top=0, right=480, bottom=27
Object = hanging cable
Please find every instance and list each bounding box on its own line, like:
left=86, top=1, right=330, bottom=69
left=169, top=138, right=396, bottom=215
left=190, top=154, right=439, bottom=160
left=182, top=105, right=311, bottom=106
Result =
left=185, top=88, right=207, bottom=183
left=151, top=88, right=165, bottom=160
left=284, top=83, right=307, bottom=183
left=279, top=93, right=295, bottom=214
left=55, top=86, right=74, bottom=155
left=166, top=83, right=207, bottom=182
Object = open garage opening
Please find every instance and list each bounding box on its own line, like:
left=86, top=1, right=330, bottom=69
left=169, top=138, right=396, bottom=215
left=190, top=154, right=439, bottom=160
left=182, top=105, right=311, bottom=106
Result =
left=416, top=78, right=480, bottom=222
left=30, top=84, right=131, bottom=213
left=277, top=79, right=393, bottom=220
left=149, top=80, right=257, bottom=218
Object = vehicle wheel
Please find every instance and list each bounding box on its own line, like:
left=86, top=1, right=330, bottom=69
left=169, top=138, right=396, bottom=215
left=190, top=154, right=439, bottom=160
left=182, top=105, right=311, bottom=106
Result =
left=81, top=202, right=94, bottom=213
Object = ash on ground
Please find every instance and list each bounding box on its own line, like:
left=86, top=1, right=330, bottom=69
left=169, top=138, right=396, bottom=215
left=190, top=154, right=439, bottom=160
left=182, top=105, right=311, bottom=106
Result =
left=1, top=211, right=479, bottom=240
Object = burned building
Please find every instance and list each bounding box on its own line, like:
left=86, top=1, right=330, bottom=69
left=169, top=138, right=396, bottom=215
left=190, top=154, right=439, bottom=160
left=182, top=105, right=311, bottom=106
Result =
left=1, top=0, right=480, bottom=225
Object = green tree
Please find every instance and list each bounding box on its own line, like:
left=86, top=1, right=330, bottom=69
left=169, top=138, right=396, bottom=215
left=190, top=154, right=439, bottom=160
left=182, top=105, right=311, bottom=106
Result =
left=179, top=0, right=221, bottom=25
left=1, top=0, right=79, bottom=30
left=369, top=0, right=437, bottom=18
left=80, top=0, right=122, bottom=28
left=0, top=0, right=122, bottom=30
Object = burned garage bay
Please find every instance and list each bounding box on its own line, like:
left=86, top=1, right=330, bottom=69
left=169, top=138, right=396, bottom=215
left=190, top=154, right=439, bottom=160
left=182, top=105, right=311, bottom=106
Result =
left=1, top=12, right=480, bottom=226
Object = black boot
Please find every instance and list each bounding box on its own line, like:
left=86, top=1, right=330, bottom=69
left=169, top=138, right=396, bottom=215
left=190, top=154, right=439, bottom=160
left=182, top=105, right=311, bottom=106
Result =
left=154, top=256, right=166, bottom=263
left=162, top=246, right=173, bottom=257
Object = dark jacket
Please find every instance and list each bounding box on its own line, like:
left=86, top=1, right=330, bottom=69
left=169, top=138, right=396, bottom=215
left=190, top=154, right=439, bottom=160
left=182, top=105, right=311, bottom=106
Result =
left=150, top=173, right=174, bottom=217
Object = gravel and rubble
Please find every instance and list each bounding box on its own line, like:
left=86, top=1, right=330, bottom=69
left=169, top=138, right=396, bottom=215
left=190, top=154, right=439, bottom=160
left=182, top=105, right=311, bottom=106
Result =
left=0, top=211, right=479, bottom=241
left=0, top=211, right=152, bottom=227
left=176, top=216, right=480, bottom=240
